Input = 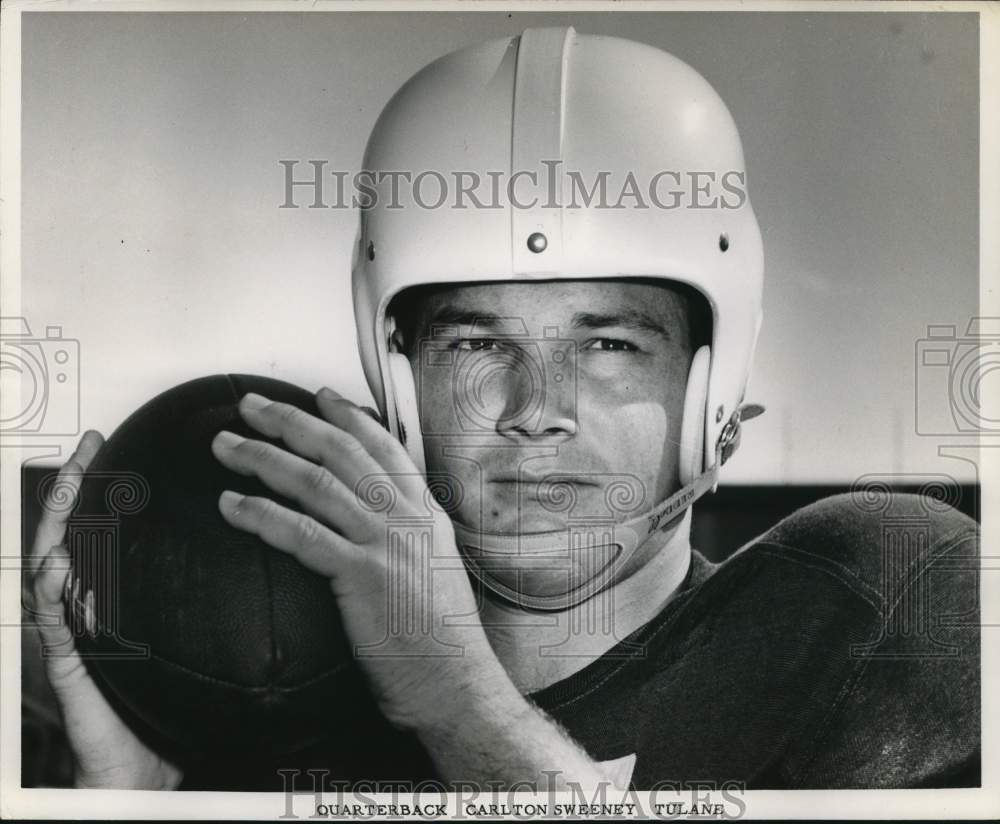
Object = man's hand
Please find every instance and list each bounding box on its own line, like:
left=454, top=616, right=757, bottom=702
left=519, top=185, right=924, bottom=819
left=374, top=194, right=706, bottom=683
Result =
left=211, top=388, right=507, bottom=733
left=212, top=389, right=621, bottom=789
left=28, top=431, right=183, bottom=790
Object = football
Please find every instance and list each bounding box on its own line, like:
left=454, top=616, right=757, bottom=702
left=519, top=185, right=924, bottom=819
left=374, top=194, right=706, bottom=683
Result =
left=64, top=374, right=378, bottom=760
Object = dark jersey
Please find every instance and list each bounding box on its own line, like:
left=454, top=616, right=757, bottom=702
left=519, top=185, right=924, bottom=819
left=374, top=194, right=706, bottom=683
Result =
left=533, top=493, right=980, bottom=789
left=180, top=493, right=980, bottom=790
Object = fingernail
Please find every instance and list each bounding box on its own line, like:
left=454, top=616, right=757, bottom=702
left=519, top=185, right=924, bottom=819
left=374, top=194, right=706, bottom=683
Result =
left=220, top=490, right=243, bottom=515
left=318, top=387, right=341, bottom=400
left=214, top=430, right=244, bottom=450
left=241, top=392, right=268, bottom=411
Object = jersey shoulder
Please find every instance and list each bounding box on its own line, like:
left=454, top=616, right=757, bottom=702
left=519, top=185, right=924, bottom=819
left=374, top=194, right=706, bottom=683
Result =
left=735, top=491, right=978, bottom=596
left=705, top=492, right=980, bottom=788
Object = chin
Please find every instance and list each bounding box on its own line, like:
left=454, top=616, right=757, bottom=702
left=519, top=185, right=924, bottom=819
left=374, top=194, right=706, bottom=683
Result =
left=458, top=545, right=621, bottom=600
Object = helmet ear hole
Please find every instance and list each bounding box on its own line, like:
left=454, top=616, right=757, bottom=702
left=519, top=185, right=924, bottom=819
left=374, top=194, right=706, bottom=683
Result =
left=678, top=345, right=711, bottom=486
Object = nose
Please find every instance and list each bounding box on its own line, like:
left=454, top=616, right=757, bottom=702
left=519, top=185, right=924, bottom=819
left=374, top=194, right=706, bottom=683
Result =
left=495, top=344, right=577, bottom=441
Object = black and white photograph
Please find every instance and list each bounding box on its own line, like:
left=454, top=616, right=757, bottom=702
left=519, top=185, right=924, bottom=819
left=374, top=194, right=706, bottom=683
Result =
left=1, top=1, right=997, bottom=820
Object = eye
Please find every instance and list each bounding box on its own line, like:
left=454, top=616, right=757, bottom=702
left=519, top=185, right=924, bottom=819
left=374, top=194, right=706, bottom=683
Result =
left=587, top=338, right=638, bottom=353
left=452, top=337, right=501, bottom=351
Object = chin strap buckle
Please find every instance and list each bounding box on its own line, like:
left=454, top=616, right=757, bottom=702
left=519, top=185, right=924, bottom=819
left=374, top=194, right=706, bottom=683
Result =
left=719, top=402, right=765, bottom=466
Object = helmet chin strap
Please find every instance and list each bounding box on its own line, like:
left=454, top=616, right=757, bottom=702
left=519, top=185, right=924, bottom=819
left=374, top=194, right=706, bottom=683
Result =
left=450, top=458, right=720, bottom=611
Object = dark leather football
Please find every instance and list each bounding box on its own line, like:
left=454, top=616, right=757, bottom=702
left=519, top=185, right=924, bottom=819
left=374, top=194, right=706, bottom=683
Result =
left=64, top=374, right=378, bottom=761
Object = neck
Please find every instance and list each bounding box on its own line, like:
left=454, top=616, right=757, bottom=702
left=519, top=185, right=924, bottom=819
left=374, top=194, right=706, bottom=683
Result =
left=479, top=510, right=693, bottom=694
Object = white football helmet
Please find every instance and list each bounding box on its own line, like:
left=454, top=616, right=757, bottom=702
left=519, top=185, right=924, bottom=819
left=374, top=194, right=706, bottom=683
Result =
left=352, top=27, right=764, bottom=610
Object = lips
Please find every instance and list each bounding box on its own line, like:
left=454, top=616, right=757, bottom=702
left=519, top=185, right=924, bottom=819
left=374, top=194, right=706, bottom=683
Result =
left=488, top=473, right=600, bottom=486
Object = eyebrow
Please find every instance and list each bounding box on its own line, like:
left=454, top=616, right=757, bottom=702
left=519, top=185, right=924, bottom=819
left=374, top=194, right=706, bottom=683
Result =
left=425, top=309, right=527, bottom=334
left=428, top=306, right=673, bottom=340
left=570, top=310, right=672, bottom=340
left=424, top=307, right=672, bottom=339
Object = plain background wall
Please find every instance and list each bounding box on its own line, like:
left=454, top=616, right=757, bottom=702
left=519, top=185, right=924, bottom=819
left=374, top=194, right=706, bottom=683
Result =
left=17, top=10, right=980, bottom=483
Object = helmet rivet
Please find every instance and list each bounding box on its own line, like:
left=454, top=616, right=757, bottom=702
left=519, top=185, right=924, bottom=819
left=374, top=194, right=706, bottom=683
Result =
left=527, top=232, right=547, bottom=253
left=719, top=233, right=730, bottom=252
left=716, top=405, right=725, bottom=423
left=366, top=240, right=375, bottom=261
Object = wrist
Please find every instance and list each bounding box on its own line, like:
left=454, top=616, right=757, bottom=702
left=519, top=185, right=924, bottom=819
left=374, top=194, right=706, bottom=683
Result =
left=414, top=661, right=527, bottom=741
left=75, top=760, right=183, bottom=791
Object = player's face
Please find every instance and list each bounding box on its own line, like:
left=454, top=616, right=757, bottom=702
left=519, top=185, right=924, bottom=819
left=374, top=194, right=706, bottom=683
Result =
left=407, top=280, right=694, bottom=536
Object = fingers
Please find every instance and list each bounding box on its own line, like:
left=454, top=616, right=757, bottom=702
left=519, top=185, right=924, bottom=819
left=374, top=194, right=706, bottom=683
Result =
left=27, top=432, right=104, bottom=682
left=33, top=541, right=71, bottom=616
left=73, top=429, right=105, bottom=470
left=32, top=543, right=82, bottom=672
left=218, top=490, right=362, bottom=580
left=30, top=431, right=104, bottom=579
left=314, top=388, right=413, bottom=470
left=314, top=388, right=428, bottom=498
left=236, top=390, right=427, bottom=500
left=220, top=392, right=438, bottom=559
left=236, top=393, right=389, bottom=492
left=211, top=432, right=373, bottom=542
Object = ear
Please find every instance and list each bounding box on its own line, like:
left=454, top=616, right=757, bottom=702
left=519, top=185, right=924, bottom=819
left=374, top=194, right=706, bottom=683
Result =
left=389, top=327, right=406, bottom=354
left=678, top=345, right=711, bottom=486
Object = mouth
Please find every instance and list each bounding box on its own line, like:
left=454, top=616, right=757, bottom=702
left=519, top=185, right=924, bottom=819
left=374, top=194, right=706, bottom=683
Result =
left=488, top=474, right=601, bottom=487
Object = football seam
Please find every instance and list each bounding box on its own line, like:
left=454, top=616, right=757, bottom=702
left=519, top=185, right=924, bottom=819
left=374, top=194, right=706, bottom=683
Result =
left=76, top=374, right=356, bottom=698
left=228, top=372, right=314, bottom=688
left=100, top=647, right=356, bottom=692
